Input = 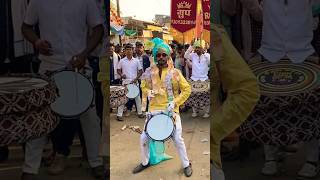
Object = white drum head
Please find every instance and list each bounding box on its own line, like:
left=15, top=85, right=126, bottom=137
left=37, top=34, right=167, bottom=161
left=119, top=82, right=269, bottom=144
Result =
left=146, top=114, right=174, bottom=141
left=0, top=77, right=48, bottom=94
left=50, top=71, right=94, bottom=118
left=126, top=84, right=139, bottom=99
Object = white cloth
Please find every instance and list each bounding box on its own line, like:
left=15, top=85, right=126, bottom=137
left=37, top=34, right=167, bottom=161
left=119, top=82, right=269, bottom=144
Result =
left=11, top=0, right=34, bottom=57
left=112, top=52, right=120, bottom=80
left=117, top=94, right=142, bottom=116
left=258, top=0, right=315, bottom=63
left=184, top=46, right=210, bottom=81
left=23, top=107, right=103, bottom=173
left=24, top=0, right=103, bottom=70
left=140, top=114, right=190, bottom=168
left=23, top=137, right=47, bottom=174
left=117, top=56, right=142, bottom=81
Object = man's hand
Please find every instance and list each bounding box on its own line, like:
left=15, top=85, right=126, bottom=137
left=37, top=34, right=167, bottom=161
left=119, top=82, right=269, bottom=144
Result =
left=131, top=78, right=138, bottom=84
left=167, top=101, right=175, bottom=112
left=70, top=53, right=87, bottom=70
left=35, top=39, right=53, bottom=56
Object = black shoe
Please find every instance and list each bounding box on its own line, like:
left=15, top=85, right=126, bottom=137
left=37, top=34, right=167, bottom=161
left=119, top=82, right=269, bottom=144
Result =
left=91, top=165, right=105, bottom=179
left=184, top=164, right=193, bottom=177
left=116, top=116, right=123, bottom=121
left=132, top=163, right=149, bottom=174
left=21, top=173, right=38, bottom=180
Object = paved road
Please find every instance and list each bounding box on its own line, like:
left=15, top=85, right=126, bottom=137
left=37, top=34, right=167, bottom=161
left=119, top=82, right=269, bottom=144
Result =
left=110, top=110, right=210, bottom=180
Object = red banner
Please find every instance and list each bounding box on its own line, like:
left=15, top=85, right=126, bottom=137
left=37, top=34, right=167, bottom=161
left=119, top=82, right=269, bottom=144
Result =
left=202, top=0, right=210, bottom=30
left=171, top=0, right=197, bottom=33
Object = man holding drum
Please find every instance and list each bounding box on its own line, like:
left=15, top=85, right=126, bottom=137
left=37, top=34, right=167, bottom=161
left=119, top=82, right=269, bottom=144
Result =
left=117, top=43, right=144, bottom=121
left=132, top=38, right=193, bottom=177
left=21, top=0, right=104, bottom=179
left=184, top=39, right=211, bottom=118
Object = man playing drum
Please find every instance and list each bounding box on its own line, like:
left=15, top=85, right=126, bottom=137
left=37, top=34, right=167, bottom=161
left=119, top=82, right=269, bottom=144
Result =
left=184, top=39, right=211, bottom=118
left=21, top=0, right=104, bottom=179
left=211, top=24, right=260, bottom=180
left=116, top=43, right=144, bottom=121
left=132, top=38, right=193, bottom=177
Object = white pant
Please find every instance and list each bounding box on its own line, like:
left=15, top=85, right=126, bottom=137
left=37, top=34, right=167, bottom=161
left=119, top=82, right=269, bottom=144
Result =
left=264, top=139, right=319, bottom=162
left=139, top=114, right=190, bottom=168
left=23, top=65, right=102, bottom=174
left=22, top=107, right=103, bottom=174
left=117, top=95, right=142, bottom=116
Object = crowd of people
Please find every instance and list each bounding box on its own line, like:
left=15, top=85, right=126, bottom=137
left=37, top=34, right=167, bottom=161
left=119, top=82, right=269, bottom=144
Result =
left=110, top=37, right=210, bottom=177
left=109, top=39, right=211, bottom=120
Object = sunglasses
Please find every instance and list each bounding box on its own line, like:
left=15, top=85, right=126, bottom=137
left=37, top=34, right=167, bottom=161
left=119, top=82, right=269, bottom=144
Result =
left=156, top=53, right=168, bottom=58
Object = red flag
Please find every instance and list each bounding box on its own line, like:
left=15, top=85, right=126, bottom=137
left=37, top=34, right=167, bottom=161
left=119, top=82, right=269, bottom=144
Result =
left=171, top=0, right=197, bottom=33
left=202, top=0, right=210, bottom=30
left=195, top=0, right=203, bottom=38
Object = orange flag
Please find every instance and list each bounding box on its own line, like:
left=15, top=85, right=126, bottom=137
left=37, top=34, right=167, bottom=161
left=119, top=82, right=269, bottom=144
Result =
left=195, top=0, right=203, bottom=39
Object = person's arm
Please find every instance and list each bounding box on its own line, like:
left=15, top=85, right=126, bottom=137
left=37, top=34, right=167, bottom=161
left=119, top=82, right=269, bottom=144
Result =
left=117, top=60, right=125, bottom=79
left=184, top=45, right=193, bottom=60
left=71, top=0, right=104, bottom=68
left=71, top=25, right=104, bottom=68
left=132, top=60, right=143, bottom=83
left=212, top=26, right=260, bottom=144
left=240, top=0, right=263, bottom=21
left=137, top=69, right=143, bottom=79
left=174, top=70, right=191, bottom=107
left=21, top=0, right=52, bottom=55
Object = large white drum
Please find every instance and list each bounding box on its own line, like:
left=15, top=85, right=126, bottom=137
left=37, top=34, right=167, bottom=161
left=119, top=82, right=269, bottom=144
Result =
left=50, top=70, right=94, bottom=118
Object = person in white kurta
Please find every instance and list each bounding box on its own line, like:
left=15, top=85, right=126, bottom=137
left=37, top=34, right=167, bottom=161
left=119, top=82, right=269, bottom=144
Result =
left=184, top=40, right=210, bottom=118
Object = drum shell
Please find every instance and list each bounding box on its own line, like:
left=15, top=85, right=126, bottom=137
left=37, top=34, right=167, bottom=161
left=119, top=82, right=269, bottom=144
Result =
left=0, top=105, right=59, bottom=146
left=0, top=74, right=57, bottom=114
left=240, top=61, right=320, bottom=146
left=185, top=79, right=210, bottom=109
left=110, top=96, right=128, bottom=108
left=110, top=86, right=127, bottom=98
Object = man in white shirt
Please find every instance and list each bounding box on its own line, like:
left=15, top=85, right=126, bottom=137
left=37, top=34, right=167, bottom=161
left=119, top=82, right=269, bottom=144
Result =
left=117, top=44, right=144, bottom=121
left=21, top=0, right=104, bottom=179
left=259, top=0, right=319, bottom=63
left=184, top=40, right=210, bottom=118
left=110, top=43, right=121, bottom=85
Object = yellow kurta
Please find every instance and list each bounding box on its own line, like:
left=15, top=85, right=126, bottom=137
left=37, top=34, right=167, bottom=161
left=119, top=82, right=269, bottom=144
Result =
left=97, top=56, right=109, bottom=157
left=211, top=25, right=260, bottom=169
left=141, top=67, right=191, bottom=113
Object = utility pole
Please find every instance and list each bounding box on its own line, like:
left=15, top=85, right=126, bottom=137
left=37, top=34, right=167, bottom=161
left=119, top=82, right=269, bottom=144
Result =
left=116, top=0, right=122, bottom=45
